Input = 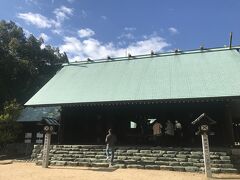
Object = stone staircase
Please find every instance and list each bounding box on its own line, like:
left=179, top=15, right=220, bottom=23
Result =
left=32, top=145, right=240, bottom=173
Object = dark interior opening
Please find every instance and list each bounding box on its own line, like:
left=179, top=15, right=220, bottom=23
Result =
left=61, top=101, right=227, bottom=147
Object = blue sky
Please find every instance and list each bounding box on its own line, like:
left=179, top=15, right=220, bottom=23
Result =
left=1, top=0, right=240, bottom=61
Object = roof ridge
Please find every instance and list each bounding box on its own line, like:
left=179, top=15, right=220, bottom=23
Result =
left=64, top=45, right=240, bottom=66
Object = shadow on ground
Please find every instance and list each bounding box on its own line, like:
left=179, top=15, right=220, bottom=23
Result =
left=209, top=174, right=240, bottom=180
left=50, top=166, right=118, bottom=172
left=0, top=153, right=30, bottom=160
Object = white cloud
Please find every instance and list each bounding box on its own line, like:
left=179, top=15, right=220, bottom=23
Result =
left=67, top=0, right=75, bottom=3
left=118, top=41, right=127, bottom=47
left=60, top=37, right=83, bottom=53
left=168, top=27, right=178, bottom=34
left=40, top=44, right=46, bottom=49
left=39, top=33, right=50, bottom=42
left=142, top=31, right=159, bottom=39
left=80, top=10, right=87, bottom=18
left=54, top=6, right=73, bottom=22
left=78, top=28, right=95, bottom=38
left=23, top=28, right=31, bottom=37
left=18, top=6, right=73, bottom=34
left=124, top=27, right=136, bottom=31
left=127, top=37, right=168, bottom=55
left=60, top=35, right=170, bottom=62
left=118, top=27, right=136, bottom=40
left=118, top=33, right=135, bottom=40
left=17, top=12, right=55, bottom=28
left=101, top=15, right=107, bottom=20
left=25, top=0, right=38, bottom=5
left=51, top=29, right=62, bottom=35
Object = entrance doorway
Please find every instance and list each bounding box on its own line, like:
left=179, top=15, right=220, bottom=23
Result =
left=61, top=101, right=227, bottom=147
left=233, top=118, right=240, bottom=146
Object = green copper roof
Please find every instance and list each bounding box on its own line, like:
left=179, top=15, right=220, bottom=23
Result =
left=25, top=47, right=240, bottom=106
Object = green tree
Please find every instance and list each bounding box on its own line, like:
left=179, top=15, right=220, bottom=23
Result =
left=0, top=100, right=22, bottom=148
left=0, top=20, right=68, bottom=108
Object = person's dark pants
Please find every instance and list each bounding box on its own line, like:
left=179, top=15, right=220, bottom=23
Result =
left=175, top=129, right=183, bottom=146
left=153, top=135, right=162, bottom=146
left=165, top=134, right=174, bottom=146
left=106, top=146, right=115, bottom=164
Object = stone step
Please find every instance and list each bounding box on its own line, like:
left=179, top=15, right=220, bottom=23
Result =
left=48, top=157, right=227, bottom=164
left=35, top=159, right=239, bottom=173
left=47, top=154, right=228, bottom=161
left=44, top=146, right=230, bottom=153
left=49, top=156, right=235, bottom=168
left=32, top=145, right=237, bottom=173
left=39, top=153, right=232, bottom=164
left=211, top=160, right=232, bottom=164
left=47, top=151, right=231, bottom=158
left=50, top=149, right=229, bottom=155
left=35, top=144, right=231, bottom=151
left=200, top=167, right=239, bottom=174
left=211, top=163, right=234, bottom=168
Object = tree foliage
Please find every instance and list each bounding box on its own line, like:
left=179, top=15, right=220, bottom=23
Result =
left=0, top=100, right=22, bottom=147
left=0, top=20, right=68, bottom=108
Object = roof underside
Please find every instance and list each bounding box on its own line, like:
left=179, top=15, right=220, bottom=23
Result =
left=25, top=48, right=240, bottom=106
left=17, top=107, right=61, bottom=122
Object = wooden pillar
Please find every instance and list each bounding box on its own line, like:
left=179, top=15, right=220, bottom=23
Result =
left=58, top=107, right=64, bottom=144
left=225, top=104, right=234, bottom=146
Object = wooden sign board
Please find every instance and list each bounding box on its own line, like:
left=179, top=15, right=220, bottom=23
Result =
left=25, top=133, right=32, bottom=138
left=36, top=139, right=43, bottom=144
left=24, top=139, right=31, bottom=143
left=36, top=132, right=44, bottom=138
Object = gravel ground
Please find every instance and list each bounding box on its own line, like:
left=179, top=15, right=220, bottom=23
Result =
left=0, top=162, right=240, bottom=180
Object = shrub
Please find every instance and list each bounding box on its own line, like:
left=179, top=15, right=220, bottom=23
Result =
left=0, top=99, right=22, bottom=149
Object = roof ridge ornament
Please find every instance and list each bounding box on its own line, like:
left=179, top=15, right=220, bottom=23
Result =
left=128, top=53, right=135, bottom=59
left=174, top=49, right=181, bottom=54
left=200, top=45, right=205, bottom=51
left=62, top=45, right=240, bottom=66
left=151, top=50, right=155, bottom=56
left=87, top=58, right=93, bottom=62
left=229, top=32, right=233, bottom=49
left=107, top=56, right=112, bottom=60
left=128, top=53, right=131, bottom=59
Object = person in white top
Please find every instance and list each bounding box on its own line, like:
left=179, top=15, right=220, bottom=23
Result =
left=165, top=120, right=174, bottom=145
left=175, top=120, right=182, bottom=130
left=165, top=120, right=174, bottom=136
left=175, top=120, right=183, bottom=146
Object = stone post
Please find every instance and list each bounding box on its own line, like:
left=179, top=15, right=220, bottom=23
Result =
left=201, top=132, right=212, bottom=178
left=42, top=126, right=52, bottom=168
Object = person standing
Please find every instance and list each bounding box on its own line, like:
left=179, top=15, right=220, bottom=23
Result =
left=152, top=120, right=163, bottom=146
left=174, top=120, right=183, bottom=146
left=165, top=120, right=174, bottom=145
left=153, top=121, right=163, bottom=136
left=105, top=129, right=117, bottom=165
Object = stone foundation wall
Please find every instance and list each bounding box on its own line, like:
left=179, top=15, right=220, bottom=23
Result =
left=0, top=143, right=34, bottom=155
left=32, top=145, right=240, bottom=173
